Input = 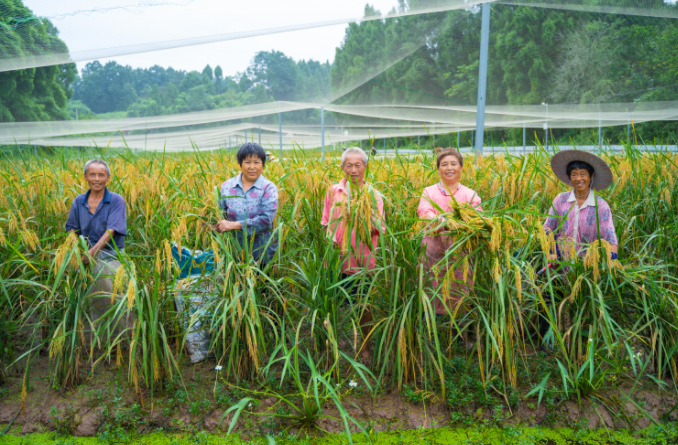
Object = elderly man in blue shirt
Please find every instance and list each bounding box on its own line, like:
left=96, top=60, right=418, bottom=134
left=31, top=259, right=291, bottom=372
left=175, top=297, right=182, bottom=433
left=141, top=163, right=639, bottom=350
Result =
left=65, top=159, right=127, bottom=323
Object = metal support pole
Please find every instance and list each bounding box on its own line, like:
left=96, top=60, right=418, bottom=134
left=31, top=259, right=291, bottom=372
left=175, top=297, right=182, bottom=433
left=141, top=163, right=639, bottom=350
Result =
left=523, top=123, right=526, bottom=153
left=457, top=131, right=460, bottom=148
left=278, top=112, right=283, bottom=157
left=598, top=116, right=602, bottom=146
left=321, top=106, right=325, bottom=160
left=34, top=145, right=37, bottom=156
left=542, top=103, right=548, bottom=151
left=474, top=2, right=491, bottom=155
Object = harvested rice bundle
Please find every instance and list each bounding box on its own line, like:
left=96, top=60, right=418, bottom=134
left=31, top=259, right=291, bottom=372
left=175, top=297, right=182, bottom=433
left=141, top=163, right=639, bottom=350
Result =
left=339, top=183, right=379, bottom=249
left=436, top=197, right=497, bottom=253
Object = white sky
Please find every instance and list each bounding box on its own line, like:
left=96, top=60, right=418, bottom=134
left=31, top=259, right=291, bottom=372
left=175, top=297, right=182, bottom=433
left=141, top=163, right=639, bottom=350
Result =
left=23, top=0, right=401, bottom=77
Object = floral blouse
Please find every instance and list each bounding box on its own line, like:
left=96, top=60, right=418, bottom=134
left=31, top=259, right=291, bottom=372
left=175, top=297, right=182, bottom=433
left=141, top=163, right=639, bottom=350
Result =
left=543, top=191, right=618, bottom=257
left=219, top=173, right=279, bottom=263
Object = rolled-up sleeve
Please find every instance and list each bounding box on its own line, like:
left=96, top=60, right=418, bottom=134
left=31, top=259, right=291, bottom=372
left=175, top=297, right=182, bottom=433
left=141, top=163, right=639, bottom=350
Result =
left=321, top=187, right=333, bottom=227
left=107, top=196, right=127, bottom=236
left=417, top=190, right=438, bottom=219
left=240, top=183, right=278, bottom=234
left=65, top=198, right=80, bottom=233
left=598, top=202, right=618, bottom=246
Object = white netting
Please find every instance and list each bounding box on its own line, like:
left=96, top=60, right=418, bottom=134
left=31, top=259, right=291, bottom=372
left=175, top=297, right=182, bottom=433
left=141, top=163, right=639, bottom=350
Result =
left=1, top=0, right=677, bottom=151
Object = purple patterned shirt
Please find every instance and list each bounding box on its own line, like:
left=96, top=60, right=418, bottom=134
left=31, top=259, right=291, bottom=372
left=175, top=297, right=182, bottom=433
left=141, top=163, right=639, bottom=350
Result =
left=543, top=191, right=618, bottom=257
left=219, top=174, right=279, bottom=263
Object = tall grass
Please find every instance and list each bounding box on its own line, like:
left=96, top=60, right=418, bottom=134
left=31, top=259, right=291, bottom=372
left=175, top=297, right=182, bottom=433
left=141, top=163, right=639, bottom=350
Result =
left=0, top=142, right=676, bottom=424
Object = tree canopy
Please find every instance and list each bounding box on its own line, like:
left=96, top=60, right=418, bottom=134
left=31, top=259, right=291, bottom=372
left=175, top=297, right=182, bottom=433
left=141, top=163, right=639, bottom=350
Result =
left=0, top=0, right=76, bottom=122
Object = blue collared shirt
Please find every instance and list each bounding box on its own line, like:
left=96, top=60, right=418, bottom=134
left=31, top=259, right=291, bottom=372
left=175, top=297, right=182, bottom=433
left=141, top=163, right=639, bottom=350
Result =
left=65, top=188, right=127, bottom=253
left=219, top=174, right=278, bottom=263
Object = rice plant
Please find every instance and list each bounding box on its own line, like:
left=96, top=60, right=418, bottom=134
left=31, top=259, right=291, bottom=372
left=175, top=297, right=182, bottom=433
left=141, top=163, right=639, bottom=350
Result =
left=0, top=142, right=677, bottom=429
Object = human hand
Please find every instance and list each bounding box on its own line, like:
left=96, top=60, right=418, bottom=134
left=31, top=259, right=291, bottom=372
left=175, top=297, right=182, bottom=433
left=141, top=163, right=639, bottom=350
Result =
left=215, top=220, right=241, bottom=233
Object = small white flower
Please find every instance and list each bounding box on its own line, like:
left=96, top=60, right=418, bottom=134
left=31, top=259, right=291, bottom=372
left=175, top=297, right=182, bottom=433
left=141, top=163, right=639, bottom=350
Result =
left=215, top=365, right=223, bottom=371
left=588, top=338, right=593, bottom=343
left=349, top=380, right=358, bottom=388
left=336, top=383, right=341, bottom=388
left=248, top=402, right=252, bottom=409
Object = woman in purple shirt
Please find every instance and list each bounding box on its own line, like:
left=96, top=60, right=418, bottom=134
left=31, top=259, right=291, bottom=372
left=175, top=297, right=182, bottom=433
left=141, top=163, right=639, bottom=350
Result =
left=215, top=142, right=279, bottom=265
left=544, top=150, right=618, bottom=260
left=539, top=150, right=618, bottom=343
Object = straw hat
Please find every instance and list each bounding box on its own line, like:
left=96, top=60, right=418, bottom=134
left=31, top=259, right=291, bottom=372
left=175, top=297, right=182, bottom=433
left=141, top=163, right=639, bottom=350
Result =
left=550, top=150, right=613, bottom=190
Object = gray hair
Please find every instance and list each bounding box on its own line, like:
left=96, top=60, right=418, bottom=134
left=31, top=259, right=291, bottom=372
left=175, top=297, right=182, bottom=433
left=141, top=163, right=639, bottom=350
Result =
left=84, top=159, right=111, bottom=176
left=341, top=147, right=368, bottom=166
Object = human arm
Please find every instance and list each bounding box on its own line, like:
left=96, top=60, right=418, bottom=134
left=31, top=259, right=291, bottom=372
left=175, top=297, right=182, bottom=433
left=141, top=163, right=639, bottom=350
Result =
left=83, top=229, right=115, bottom=264
left=65, top=198, right=80, bottom=234
left=598, top=201, right=619, bottom=256
left=543, top=200, right=561, bottom=261
left=371, top=194, right=385, bottom=235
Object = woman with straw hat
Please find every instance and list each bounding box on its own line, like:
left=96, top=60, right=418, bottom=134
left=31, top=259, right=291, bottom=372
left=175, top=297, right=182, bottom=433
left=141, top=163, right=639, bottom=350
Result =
left=544, top=150, right=618, bottom=260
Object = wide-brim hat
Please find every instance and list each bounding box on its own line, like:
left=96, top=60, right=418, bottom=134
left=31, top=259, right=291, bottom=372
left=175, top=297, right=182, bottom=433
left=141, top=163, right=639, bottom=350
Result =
left=550, top=150, right=613, bottom=190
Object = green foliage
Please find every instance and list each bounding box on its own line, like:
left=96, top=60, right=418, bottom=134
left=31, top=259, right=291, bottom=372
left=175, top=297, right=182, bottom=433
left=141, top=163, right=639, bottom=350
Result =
left=5, top=424, right=678, bottom=444
left=0, top=0, right=76, bottom=122
left=71, top=52, right=331, bottom=121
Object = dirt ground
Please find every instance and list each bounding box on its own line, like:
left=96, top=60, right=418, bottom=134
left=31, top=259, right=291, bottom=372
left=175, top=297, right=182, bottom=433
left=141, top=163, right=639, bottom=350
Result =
left=1, top=351, right=677, bottom=439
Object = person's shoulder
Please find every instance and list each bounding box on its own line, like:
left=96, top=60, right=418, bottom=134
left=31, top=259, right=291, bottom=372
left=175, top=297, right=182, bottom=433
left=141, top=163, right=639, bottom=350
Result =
left=260, top=175, right=277, bottom=189
left=422, top=184, right=438, bottom=195
left=594, top=194, right=612, bottom=209
left=367, top=183, right=385, bottom=199
left=109, top=191, right=126, bottom=204
left=460, top=184, right=480, bottom=198
left=220, top=175, right=238, bottom=189
left=554, top=191, right=571, bottom=203
left=69, top=192, right=85, bottom=210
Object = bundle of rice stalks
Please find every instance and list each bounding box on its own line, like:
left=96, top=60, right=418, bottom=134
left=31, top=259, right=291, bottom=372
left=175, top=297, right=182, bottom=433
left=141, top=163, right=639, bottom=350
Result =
left=438, top=198, right=499, bottom=253
left=340, top=183, right=379, bottom=249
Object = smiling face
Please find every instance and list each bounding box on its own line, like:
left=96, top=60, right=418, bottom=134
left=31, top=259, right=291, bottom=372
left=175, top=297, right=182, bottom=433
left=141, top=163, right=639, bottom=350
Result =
left=438, top=154, right=462, bottom=186
left=240, top=155, right=264, bottom=183
left=569, top=168, right=592, bottom=194
left=342, top=153, right=367, bottom=186
left=85, top=163, right=110, bottom=193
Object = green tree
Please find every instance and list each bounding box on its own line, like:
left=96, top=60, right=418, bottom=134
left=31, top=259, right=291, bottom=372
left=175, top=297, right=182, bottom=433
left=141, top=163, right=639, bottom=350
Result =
left=202, top=64, right=213, bottom=80
left=73, top=61, right=137, bottom=113
left=0, top=0, right=76, bottom=122
left=214, top=65, right=223, bottom=93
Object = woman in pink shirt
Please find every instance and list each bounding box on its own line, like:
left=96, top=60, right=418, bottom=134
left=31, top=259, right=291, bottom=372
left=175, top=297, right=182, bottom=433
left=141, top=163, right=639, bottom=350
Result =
left=321, top=147, right=385, bottom=362
left=417, top=148, right=482, bottom=316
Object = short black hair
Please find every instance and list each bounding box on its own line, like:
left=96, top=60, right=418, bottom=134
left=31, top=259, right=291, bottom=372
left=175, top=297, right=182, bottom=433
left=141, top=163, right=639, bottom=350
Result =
left=236, top=142, right=267, bottom=167
left=566, top=160, right=594, bottom=178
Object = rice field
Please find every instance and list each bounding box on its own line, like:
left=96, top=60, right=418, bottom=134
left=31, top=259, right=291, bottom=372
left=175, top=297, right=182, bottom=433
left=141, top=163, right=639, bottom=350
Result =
left=1, top=144, right=677, bottom=438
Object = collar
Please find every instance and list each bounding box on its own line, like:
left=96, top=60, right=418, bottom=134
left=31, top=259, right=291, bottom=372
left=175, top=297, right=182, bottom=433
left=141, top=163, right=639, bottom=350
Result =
left=336, top=178, right=369, bottom=194
left=437, top=182, right=462, bottom=196
left=236, top=173, right=265, bottom=191
left=567, top=189, right=596, bottom=209
left=83, top=187, right=111, bottom=205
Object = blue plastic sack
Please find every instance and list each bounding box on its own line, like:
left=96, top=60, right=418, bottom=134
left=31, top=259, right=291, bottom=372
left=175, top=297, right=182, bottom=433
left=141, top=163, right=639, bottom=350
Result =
left=172, top=243, right=215, bottom=279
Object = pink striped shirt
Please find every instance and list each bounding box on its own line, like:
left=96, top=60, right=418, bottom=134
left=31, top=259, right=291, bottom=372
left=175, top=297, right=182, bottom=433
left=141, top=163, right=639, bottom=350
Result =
left=321, top=179, right=385, bottom=275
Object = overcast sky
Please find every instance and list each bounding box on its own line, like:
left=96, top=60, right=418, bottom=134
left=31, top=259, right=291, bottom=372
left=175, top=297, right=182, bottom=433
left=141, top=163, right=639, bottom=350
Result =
left=23, top=0, right=401, bottom=77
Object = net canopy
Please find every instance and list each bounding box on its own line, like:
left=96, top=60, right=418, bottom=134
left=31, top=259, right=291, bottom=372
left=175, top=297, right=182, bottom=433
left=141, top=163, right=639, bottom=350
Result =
left=1, top=0, right=677, bottom=152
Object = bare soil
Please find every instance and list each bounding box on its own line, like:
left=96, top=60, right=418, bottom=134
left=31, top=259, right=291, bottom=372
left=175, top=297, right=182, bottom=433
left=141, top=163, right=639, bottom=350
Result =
left=1, top=351, right=676, bottom=438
